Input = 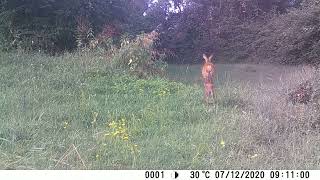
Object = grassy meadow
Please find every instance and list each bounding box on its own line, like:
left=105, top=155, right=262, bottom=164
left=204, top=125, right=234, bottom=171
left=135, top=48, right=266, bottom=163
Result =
left=0, top=52, right=320, bottom=170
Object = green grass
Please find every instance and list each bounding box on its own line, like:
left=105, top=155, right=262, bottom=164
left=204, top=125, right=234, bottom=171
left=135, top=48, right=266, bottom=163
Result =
left=1, top=52, right=320, bottom=169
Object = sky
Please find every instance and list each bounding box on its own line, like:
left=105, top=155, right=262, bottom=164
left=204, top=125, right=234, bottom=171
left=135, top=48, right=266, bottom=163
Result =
left=145, top=0, right=184, bottom=15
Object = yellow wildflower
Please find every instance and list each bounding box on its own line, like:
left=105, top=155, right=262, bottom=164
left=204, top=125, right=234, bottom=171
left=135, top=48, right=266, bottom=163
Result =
left=112, top=131, right=119, bottom=136
left=122, top=136, right=129, bottom=141
left=220, top=139, right=225, bottom=147
left=63, top=121, right=69, bottom=129
left=108, top=121, right=117, bottom=128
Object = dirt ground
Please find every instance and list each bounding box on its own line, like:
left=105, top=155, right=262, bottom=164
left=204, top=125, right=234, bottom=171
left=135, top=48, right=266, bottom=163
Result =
left=168, top=63, right=315, bottom=88
left=216, top=64, right=314, bottom=86
left=168, top=63, right=316, bottom=119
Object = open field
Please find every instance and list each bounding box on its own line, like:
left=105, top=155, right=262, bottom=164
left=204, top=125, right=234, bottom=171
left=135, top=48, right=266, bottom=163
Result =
left=1, top=52, right=320, bottom=169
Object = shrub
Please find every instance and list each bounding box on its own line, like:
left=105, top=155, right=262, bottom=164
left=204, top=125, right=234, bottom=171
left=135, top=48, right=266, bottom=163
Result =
left=248, top=1, right=320, bottom=64
left=108, top=31, right=168, bottom=77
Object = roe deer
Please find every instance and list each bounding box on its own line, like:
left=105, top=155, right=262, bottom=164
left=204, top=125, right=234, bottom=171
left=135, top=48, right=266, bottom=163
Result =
left=204, top=80, right=214, bottom=101
left=201, top=54, right=215, bottom=103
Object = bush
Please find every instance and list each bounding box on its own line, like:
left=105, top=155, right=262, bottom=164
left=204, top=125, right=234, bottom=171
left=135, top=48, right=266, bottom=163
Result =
left=108, top=31, right=168, bottom=77
left=248, top=2, right=320, bottom=64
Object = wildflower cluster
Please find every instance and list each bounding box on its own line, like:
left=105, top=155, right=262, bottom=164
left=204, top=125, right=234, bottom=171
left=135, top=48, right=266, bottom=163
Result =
left=106, top=118, right=129, bottom=141
left=105, top=118, right=139, bottom=154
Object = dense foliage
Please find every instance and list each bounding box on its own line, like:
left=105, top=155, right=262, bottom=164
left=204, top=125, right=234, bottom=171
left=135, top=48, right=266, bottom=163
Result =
left=0, top=0, right=148, bottom=53
left=155, top=0, right=306, bottom=63
left=1, top=0, right=319, bottom=65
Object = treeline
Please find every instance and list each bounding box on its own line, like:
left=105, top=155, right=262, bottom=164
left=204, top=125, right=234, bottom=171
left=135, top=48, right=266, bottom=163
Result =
left=0, top=0, right=319, bottom=65
left=0, top=0, right=149, bottom=53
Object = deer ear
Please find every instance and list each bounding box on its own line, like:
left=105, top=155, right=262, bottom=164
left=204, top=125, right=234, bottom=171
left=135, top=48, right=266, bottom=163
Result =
left=203, top=54, right=208, bottom=63
left=208, top=54, right=213, bottom=62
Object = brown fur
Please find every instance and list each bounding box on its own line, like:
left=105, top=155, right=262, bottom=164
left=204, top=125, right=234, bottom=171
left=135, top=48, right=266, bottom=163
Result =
left=201, top=54, right=215, bottom=103
left=204, top=81, right=214, bottom=100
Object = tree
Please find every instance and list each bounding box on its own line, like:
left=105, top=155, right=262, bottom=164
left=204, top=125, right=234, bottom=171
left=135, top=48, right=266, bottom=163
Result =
left=150, top=0, right=304, bottom=63
left=0, top=0, right=149, bottom=53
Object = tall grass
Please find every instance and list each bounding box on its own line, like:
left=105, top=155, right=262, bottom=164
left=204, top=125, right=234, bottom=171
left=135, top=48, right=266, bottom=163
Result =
left=0, top=52, right=320, bottom=169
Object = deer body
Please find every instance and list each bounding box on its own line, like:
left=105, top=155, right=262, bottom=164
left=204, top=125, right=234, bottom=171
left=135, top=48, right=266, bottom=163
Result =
left=201, top=54, right=215, bottom=103
left=204, top=81, right=214, bottom=98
